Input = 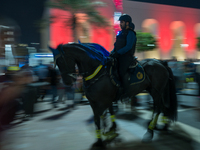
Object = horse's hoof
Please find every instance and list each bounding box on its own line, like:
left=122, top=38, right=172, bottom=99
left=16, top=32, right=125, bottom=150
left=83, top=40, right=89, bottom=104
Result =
left=142, top=129, right=154, bottom=143
left=163, top=124, right=169, bottom=131
left=104, top=132, right=119, bottom=144
left=146, top=120, right=152, bottom=128
left=154, top=126, right=159, bottom=130
left=91, top=139, right=105, bottom=148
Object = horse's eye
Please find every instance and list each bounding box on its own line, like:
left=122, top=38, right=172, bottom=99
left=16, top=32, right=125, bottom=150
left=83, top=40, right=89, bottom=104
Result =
left=58, top=59, right=63, bottom=64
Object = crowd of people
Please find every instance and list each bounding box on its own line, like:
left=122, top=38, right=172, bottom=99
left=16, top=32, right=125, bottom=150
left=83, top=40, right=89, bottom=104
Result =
left=0, top=61, right=83, bottom=129
left=168, top=59, right=199, bottom=94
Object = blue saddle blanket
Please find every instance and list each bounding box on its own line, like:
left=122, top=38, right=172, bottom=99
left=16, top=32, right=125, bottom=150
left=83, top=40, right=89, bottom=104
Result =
left=78, top=41, right=110, bottom=65
left=129, top=63, right=145, bottom=85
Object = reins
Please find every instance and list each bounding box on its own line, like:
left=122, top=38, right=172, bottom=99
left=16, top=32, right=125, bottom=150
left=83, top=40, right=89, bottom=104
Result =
left=55, top=44, right=107, bottom=84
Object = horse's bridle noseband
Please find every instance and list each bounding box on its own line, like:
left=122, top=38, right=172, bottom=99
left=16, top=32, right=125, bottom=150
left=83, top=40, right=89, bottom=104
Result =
left=54, top=46, right=77, bottom=80
left=55, top=45, right=104, bottom=82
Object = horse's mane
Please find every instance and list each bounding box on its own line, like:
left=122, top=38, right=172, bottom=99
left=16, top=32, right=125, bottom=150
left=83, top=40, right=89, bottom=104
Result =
left=64, top=43, right=110, bottom=65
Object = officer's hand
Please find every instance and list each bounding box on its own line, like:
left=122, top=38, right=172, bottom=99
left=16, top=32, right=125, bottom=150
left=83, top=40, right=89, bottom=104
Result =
left=110, top=51, right=115, bottom=54
left=110, top=52, right=119, bottom=58
left=109, top=53, right=114, bottom=58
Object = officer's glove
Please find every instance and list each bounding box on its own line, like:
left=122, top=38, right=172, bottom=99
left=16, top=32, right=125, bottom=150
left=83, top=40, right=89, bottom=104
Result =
left=110, top=52, right=120, bottom=58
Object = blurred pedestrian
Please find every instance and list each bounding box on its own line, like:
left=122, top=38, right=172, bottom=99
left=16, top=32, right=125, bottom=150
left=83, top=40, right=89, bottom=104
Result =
left=65, top=85, right=75, bottom=108
left=0, top=67, right=32, bottom=128
left=35, top=60, right=48, bottom=82
left=0, top=66, right=25, bottom=106
left=58, top=76, right=75, bottom=107
left=57, top=75, right=66, bottom=104
left=47, top=64, right=58, bottom=108
left=34, top=61, right=49, bottom=101
left=195, top=64, right=200, bottom=121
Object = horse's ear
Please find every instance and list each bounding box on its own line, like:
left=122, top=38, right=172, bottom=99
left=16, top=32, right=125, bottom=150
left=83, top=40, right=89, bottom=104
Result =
left=48, top=46, right=60, bottom=56
left=48, top=46, right=54, bottom=52
left=48, top=46, right=61, bottom=68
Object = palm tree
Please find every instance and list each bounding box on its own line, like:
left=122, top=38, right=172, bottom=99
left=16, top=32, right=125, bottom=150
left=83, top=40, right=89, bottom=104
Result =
left=136, top=31, right=157, bottom=52
left=136, top=31, right=157, bottom=59
left=41, top=0, right=109, bottom=42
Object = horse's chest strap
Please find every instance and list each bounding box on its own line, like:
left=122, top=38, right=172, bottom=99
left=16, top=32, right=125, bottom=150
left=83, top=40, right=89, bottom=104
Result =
left=84, top=65, right=103, bottom=81
left=83, top=71, right=107, bottom=89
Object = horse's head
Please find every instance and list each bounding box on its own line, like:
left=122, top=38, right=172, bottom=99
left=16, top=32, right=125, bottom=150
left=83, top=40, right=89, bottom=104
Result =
left=49, top=44, right=76, bottom=86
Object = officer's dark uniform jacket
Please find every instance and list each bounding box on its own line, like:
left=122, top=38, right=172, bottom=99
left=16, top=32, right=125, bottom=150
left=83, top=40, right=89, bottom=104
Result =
left=113, top=28, right=137, bottom=78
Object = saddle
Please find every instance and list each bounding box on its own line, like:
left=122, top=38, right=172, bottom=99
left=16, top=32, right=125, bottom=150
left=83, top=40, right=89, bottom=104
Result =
left=108, top=56, right=145, bottom=87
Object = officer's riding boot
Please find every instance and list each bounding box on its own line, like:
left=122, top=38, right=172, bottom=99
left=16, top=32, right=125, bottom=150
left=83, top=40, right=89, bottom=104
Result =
left=115, top=76, right=125, bottom=100
left=115, top=86, right=124, bottom=101
left=118, top=86, right=124, bottom=99
left=129, top=58, right=137, bottom=73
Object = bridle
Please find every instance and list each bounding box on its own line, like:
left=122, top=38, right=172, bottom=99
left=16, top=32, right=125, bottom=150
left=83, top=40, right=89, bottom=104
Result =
left=54, top=45, right=105, bottom=82
left=54, top=46, right=77, bottom=80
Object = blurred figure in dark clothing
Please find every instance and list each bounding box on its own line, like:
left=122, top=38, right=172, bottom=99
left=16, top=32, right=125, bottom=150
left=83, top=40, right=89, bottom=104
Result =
left=195, top=64, right=200, bottom=121
left=34, top=60, right=48, bottom=82
left=65, top=85, right=75, bottom=108
left=34, top=61, right=49, bottom=101
left=0, top=66, right=32, bottom=128
left=47, top=64, right=58, bottom=108
left=195, top=65, right=200, bottom=96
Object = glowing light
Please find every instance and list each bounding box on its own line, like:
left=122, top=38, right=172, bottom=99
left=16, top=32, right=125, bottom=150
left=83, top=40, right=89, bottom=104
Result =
left=34, top=54, right=53, bottom=57
left=68, top=42, right=75, bottom=44
left=113, top=0, right=123, bottom=11
left=147, top=44, right=155, bottom=46
left=180, top=44, right=189, bottom=48
left=193, top=62, right=200, bottom=64
left=31, top=43, right=40, bottom=45
left=5, top=45, right=11, bottom=48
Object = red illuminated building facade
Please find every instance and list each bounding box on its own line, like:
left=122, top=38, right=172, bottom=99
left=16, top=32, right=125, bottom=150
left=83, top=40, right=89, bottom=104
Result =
left=49, top=0, right=123, bottom=52
left=48, top=0, right=200, bottom=60
left=123, top=0, right=200, bottom=60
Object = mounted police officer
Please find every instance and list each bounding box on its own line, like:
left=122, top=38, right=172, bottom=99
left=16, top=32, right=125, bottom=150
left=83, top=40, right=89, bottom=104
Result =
left=110, top=14, right=137, bottom=94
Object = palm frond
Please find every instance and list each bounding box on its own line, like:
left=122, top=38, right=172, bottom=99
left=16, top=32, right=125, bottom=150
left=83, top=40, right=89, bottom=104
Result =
left=136, top=31, right=157, bottom=52
left=45, top=0, right=108, bottom=27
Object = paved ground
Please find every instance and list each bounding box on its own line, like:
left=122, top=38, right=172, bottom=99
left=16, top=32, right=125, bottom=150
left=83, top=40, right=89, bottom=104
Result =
left=0, top=95, right=200, bottom=150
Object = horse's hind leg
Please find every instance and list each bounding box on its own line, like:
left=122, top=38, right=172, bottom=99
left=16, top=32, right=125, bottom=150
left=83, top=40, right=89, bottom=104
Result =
left=160, top=113, right=170, bottom=130
left=142, top=89, right=163, bottom=142
left=143, top=111, right=160, bottom=142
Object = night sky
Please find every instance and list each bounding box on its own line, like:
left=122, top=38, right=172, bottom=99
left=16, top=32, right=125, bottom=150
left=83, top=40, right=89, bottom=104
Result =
left=129, top=0, right=200, bottom=9
left=0, top=0, right=46, bottom=46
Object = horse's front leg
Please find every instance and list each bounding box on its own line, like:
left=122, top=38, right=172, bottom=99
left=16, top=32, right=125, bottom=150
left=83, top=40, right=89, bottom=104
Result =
left=89, top=101, right=105, bottom=148
left=92, top=114, right=105, bottom=148
left=101, top=105, right=119, bottom=144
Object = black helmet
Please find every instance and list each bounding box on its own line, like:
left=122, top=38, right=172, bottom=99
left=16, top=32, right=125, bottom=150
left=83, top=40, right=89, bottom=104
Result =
left=118, top=14, right=132, bottom=23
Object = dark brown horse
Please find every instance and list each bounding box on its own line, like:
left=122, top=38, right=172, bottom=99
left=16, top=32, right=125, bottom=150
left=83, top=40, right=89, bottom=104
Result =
left=49, top=43, right=177, bottom=148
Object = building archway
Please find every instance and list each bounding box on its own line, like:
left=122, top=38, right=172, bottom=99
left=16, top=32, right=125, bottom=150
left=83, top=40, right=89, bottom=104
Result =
left=194, top=23, right=200, bottom=37
left=141, top=19, right=159, bottom=59
left=170, top=21, right=186, bottom=61
left=76, top=13, right=90, bottom=43
left=194, top=23, right=200, bottom=58
left=142, top=19, right=158, bottom=36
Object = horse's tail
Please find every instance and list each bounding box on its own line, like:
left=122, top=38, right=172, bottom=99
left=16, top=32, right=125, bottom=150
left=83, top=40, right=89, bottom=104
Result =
left=160, top=61, right=178, bottom=121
